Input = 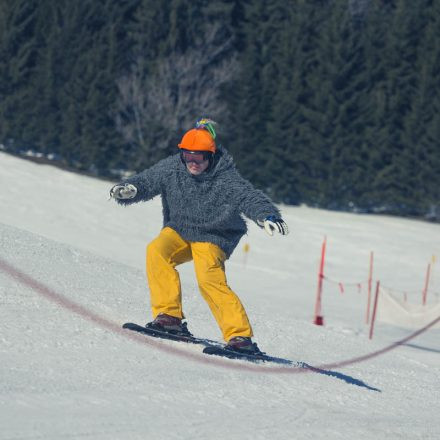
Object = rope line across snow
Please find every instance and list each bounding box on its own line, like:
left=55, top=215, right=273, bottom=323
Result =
left=1, top=256, right=439, bottom=374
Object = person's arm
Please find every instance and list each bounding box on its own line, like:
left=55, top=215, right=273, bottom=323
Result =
left=109, top=157, right=171, bottom=205
left=235, top=174, right=289, bottom=236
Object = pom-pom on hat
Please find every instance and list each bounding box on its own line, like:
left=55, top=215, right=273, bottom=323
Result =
left=178, top=118, right=217, bottom=153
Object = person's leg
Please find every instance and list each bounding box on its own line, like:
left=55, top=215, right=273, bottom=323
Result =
left=146, top=227, right=192, bottom=319
left=191, top=242, right=253, bottom=342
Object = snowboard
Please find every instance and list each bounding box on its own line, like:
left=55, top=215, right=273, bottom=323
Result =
left=122, top=322, right=222, bottom=348
left=123, top=322, right=294, bottom=365
left=202, top=345, right=293, bottom=365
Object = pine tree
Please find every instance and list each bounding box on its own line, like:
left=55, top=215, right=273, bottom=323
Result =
left=54, top=0, right=135, bottom=172
left=224, top=0, right=290, bottom=190
left=115, top=0, right=238, bottom=170
left=323, top=1, right=372, bottom=210
left=269, top=1, right=334, bottom=205
left=0, top=0, right=40, bottom=151
left=402, top=0, right=440, bottom=215
left=369, top=0, right=429, bottom=213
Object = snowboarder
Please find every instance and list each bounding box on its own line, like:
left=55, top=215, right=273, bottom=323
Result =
left=110, top=119, right=289, bottom=354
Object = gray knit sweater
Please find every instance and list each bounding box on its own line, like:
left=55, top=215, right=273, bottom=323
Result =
left=116, top=146, right=281, bottom=258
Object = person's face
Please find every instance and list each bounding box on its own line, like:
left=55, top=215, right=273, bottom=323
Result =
left=181, top=150, right=211, bottom=175
left=186, top=159, right=209, bottom=175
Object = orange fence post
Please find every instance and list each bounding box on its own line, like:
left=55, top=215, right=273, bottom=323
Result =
left=422, top=263, right=431, bottom=305
left=313, top=236, right=327, bottom=326
left=369, top=281, right=380, bottom=340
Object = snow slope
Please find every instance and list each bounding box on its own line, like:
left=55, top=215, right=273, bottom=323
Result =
left=1, top=152, right=439, bottom=440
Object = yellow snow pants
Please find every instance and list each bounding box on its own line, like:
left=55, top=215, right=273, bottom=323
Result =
left=146, top=227, right=253, bottom=341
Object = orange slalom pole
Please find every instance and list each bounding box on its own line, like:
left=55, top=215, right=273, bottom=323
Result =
left=313, top=236, right=327, bottom=326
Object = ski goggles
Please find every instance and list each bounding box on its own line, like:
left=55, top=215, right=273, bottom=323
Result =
left=180, top=150, right=212, bottom=165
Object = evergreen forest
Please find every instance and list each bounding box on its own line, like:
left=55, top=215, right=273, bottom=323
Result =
left=1, top=0, right=439, bottom=220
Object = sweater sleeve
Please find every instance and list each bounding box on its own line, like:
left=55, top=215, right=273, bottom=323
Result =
left=234, top=173, right=281, bottom=223
left=114, top=156, right=171, bottom=206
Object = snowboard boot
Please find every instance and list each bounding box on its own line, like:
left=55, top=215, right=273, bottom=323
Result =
left=146, top=313, right=192, bottom=336
left=225, top=336, right=264, bottom=355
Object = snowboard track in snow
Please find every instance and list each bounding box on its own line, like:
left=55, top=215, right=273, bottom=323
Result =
left=2, top=256, right=439, bottom=376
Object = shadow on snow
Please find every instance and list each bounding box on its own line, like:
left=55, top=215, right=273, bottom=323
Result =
left=300, top=363, right=381, bottom=392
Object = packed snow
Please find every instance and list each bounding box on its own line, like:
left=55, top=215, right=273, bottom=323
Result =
left=1, top=152, right=439, bottom=440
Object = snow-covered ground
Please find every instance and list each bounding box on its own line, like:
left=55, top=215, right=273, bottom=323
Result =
left=1, top=151, right=439, bottom=440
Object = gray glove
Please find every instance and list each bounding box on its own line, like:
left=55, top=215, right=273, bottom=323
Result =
left=109, top=183, right=137, bottom=200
